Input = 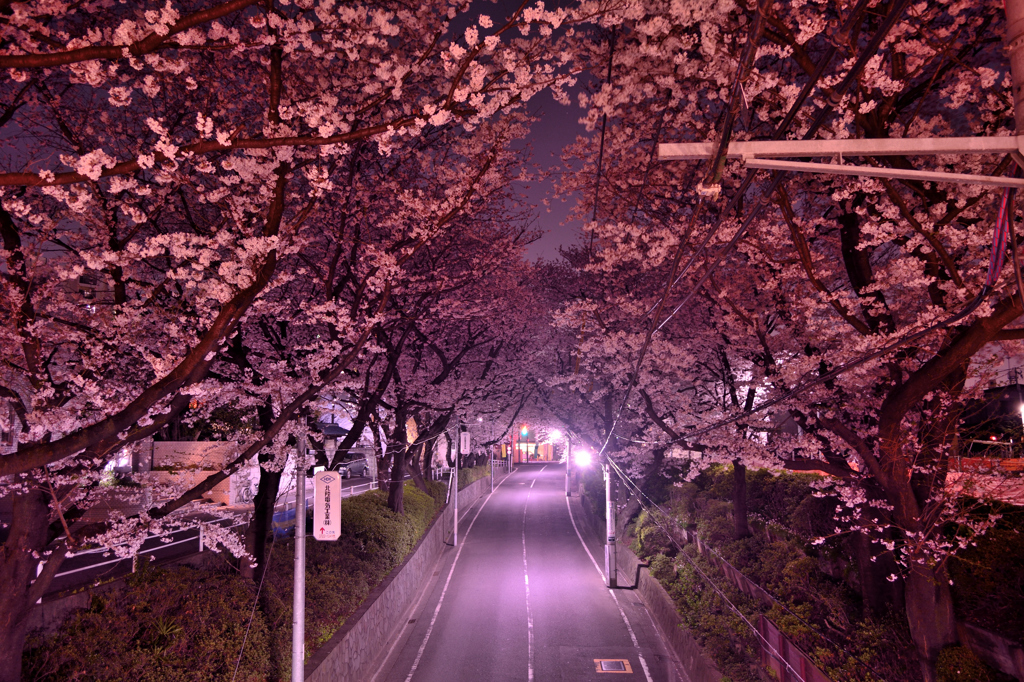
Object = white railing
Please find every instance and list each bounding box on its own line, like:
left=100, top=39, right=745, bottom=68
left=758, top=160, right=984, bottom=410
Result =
left=42, top=514, right=246, bottom=582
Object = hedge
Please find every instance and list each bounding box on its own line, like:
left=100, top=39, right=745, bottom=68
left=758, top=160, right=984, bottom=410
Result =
left=457, top=463, right=491, bottom=490
left=24, top=480, right=444, bottom=682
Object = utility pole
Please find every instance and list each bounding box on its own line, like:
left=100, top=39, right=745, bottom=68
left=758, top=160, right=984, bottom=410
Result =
left=565, top=434, right=572, bottom=497
left=291, top=427, right=307, bottom=682
left=1006, top=0, right=1024, bottom=134
left=604, top=462, right=617, bottom=588
left=453, top=425, right=460, bottom=547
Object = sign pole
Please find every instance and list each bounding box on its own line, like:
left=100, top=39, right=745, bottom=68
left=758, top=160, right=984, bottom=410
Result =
left=291, top=430, right=307, bottom=682
left=453, top=427, right=459, bottom=547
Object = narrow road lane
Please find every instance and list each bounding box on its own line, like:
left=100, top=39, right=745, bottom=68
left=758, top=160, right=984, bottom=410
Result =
left=376, top=464, right=684, bottom=682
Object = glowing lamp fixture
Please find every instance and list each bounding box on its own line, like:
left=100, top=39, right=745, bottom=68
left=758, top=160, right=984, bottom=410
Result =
left=521, top=425, right=529, bottom=436
left=550, top=429, right=562, bottom=441
left=575, top=450, right=592, bottom=467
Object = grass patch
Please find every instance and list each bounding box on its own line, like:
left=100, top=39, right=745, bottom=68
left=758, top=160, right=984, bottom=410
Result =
left=24, top=480, right=445, bottom=681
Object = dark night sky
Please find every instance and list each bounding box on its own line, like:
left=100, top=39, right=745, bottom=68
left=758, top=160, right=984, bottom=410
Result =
left=519, top=87, right=588, bottom=261
left=475, top=0, right=590, bottom=261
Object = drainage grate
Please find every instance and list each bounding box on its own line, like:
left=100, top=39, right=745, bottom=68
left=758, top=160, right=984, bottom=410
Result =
left=594, top=659, right=632, bottom=674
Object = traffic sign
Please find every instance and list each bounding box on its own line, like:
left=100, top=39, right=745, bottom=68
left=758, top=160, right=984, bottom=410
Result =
left=313, top=471, right=341, bottom=541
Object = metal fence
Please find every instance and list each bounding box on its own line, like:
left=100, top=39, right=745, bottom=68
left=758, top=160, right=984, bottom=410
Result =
left=676, top=527, right=833, bottom=682
left=758, top=616, right=833, bottom=682
left=38, top=513, right=247, bottom=598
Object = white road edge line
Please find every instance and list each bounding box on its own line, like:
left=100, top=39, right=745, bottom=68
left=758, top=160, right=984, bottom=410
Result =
left=565, top=496, right=655, bottom=682
left=400, top=468, right=517, bottom=682
left=522, top=491, right=535, bottom=682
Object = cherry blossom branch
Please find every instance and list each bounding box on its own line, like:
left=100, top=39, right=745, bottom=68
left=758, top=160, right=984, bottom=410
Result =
left=0, top=166, right=290, bottom=478
left=776, top=187, right=872, bottom=335
left=0, top=0, right=260, bottom=69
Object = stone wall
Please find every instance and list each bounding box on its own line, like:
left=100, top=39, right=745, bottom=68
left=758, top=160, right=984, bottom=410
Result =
left=957, top=621, right=1024, bottom=681
left=305, top=474, right=493, bottom=682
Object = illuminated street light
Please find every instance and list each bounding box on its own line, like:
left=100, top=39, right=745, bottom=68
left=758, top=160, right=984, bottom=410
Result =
left=575, top=450, right=592, bottom=467
left=550, top=429, right=562, bottom=441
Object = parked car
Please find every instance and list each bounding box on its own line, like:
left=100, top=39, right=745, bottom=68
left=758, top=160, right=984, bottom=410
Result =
left=337, top=453, right=369, bottom=479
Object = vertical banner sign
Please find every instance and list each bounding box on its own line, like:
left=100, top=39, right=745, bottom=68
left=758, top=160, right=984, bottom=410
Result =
left=460, top=432, right=471, bottom=454
left=313, top=471, right=341, bottom=541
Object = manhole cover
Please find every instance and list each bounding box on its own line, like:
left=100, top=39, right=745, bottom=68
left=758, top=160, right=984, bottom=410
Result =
left=595, top=659, right=632, bottom=673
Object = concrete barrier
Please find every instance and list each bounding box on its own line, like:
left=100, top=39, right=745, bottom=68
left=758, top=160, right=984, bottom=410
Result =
left=305, top=474, right=493, bottom=682
left=575, top=494, right=724, bottom=682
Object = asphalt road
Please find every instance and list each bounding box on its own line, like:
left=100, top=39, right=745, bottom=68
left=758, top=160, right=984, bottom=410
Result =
left=375, top=464, right=686, bottom=682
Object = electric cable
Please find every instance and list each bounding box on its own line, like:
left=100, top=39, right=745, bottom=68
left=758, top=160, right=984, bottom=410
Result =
left=640, top=0, right=876, bottom=323
left=661, top=176, right=1018, bottom=444
left=606, top=457, right=892, bottom=681
left=599, top=460, right=808, bottom=680
left=655, top=0, right=915, bottom=334
left=231, top=513, right=278, bottom=682
left=595, top=0, right=899, bottom=463
left=592, top=0, right=772, bottom=462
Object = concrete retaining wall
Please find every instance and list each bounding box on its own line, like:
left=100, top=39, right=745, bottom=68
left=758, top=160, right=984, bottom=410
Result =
left=576, top=493, right=723, bottom=682
left=305, top=474, right=492, bottom=682
left=614, top=546, right=724, bottom=682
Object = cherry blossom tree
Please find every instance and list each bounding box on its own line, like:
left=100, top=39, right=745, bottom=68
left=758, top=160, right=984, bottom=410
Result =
left=0, top=0, right=584, bottom=676
left=548, top=0, right=1022, bottom=678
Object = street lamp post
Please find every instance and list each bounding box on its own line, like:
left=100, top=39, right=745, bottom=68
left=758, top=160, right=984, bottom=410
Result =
left=603, top=461, right=617, bottom=589
left=561, top=432, right=571, bottom=497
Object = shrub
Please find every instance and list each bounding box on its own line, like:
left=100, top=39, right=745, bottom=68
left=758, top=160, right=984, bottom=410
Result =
left=262, top=482, right=440, bottom=677
left=937, top=645, right=991, bottom=682
left=457, top=464, right=490, bottom=490
left=26, top=481, right=443, bottom=682
left=23, top=564, right=272, bottom=682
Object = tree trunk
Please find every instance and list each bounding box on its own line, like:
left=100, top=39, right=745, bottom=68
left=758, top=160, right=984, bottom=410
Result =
left=241, top=463, right=281, bottom=583
left=850, top=529, right=904, bottom=616
left=388, top=447, right=407, bottom=514
left=0, top=487, right=53, bottom=682
left=905, top=560, right=958, bottom=682
left=408, top=443, right=430, bottom=494
left=733, top=460, right=751, bottom=540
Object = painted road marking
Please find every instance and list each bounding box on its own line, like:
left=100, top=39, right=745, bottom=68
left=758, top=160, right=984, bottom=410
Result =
left=400, top=470, right=517, bottom=682
left=566, top=496, right=654, bottom=682
left=522, top=490, right=536, bottom=681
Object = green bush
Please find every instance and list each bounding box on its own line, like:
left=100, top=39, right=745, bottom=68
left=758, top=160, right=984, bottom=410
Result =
left=262, top=482, right=440, bottom=676
left=457, top=464, right=490, bottom=490
left=634, top=465, right=920, bottom=682
left=937, top=645, right=991, bottom=682
left=26, top=481, right=443, bottom=682
left=23, top=564, right=272, bottom=682
left=948, top=513, right=1024, bottom=641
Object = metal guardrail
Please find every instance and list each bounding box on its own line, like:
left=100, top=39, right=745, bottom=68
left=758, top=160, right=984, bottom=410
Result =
left=44, top=515, right=247, bottom=581
left=39, top=477, right=385, bottom=596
